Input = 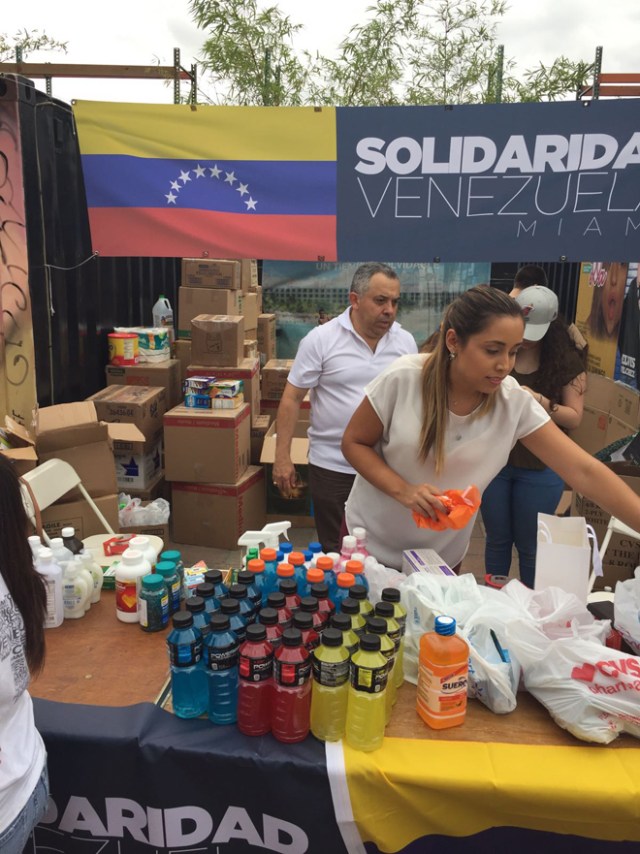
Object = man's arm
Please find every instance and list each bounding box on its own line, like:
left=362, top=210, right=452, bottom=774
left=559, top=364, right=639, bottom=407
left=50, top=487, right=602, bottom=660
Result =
left=273, top=381, right=309, bottom=493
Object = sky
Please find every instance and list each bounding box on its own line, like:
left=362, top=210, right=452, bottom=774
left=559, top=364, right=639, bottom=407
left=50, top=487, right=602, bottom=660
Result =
left=2, top=0, right=639, bottom=105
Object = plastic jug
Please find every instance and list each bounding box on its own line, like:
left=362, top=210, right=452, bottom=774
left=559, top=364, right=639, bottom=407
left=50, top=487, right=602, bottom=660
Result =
left=152, top=295, right=174, bottom=342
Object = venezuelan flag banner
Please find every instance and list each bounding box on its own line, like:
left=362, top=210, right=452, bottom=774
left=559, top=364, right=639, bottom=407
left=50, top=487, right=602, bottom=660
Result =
left=74, top=101, right=337, bottom=260
left=327, top=738, right=640, bottom=852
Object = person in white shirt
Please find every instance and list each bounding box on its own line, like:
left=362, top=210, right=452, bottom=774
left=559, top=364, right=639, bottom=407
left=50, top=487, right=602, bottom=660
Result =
left=0, top=456, right=49, bottom=854
left=342, top=285, right=640, bottom=571
left=273, top=262, right=417, bottom=552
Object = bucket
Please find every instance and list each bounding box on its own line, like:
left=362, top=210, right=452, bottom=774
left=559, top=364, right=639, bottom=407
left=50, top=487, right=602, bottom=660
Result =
left=108, top=332, right=139, bottom=366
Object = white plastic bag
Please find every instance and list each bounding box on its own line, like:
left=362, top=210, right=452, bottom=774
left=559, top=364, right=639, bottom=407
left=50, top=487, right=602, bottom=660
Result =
left=118, top=493, right=170, bottom=527
left=534, top=513, right=601, bottom=604
left=614, top=568, right=640, bottom=655
left=505, top=621, right=640, bottom=744
left=362, top=556, right=405, bottom=605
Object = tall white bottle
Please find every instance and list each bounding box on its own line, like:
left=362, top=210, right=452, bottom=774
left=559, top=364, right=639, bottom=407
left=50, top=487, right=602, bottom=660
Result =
left=28, top=536, right=43, bottom=561
left=71, top=555, right=94, bottom=612
left=62, top=561, right=91, bottom=620
left=50, top=537, right=73, bottom=572
left=35, top=548, right=64, bottom=629
left=81, top=551, right=104, bottom=604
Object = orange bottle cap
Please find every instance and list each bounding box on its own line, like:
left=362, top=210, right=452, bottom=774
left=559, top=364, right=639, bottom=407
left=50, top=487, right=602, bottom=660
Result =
left=288, top=551, right=305, bottom=566
left=306, top=568, right=324, bottom=584
left=345, top=560, right=364, bottom=575
left=247, top=558, right=265, bottom=574
left=315, top=555, right=334, bottom=571
left=337, top=572, right=356, bottom=588
left=277, top=563, right=295, bottom=577
left=260, top=548, right=277, bottom=562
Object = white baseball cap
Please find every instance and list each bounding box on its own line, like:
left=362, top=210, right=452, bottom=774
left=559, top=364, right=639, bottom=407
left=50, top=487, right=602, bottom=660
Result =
left=515, top=285, right=559, bottom=342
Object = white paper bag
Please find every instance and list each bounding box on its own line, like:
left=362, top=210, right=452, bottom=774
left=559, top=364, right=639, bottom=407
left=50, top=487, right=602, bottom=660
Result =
left=534, top=513, right=600, bottom=604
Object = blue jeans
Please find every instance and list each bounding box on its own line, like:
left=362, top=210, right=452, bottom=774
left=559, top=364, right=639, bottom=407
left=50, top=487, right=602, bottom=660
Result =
left=0, top=764, right=49, bottom=854
left=481, top=464, right=564, bottom=588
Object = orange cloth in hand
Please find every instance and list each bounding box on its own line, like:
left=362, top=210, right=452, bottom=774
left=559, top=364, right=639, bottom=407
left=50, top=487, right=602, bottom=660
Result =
left=412, top=484, right=481, bottom=531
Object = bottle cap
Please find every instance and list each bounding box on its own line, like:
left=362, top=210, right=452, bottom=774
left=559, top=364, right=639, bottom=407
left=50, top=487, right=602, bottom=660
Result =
left=130, top=535, right=150, bottom=548
left=352, top=526, right=366, bottom=539
left=309, top=582, right=329, bottom=599
left=258, top=607, right=279, bottom=626
left=155, top=561, right=178, bottom=577
left=337, top=572, right=355, bottom=588
left=245, top=623, right=267, bottom=642
left=210, top=613, right=231, bottom=632
left=204, top=569, right=223, bottom=584
left=339, top=598, right=359, bottom=615
left=220, top=598, right=240, bottom=615
left=351, top=552, right=366, bottom=564
left=281, top=627, right=303, bottom=647
left=308, top=541, right=322, bottom=553
left=359, top=633, right=381, bottom=652
left=61, top=526, right=76, bottom=538
left=172, top=612, right=193, bottom=629
left=381, top=587, right=401, bottom=603
left=229, top=583, right=248, bottom=599
left=306, top=568, right=324, bottom=584
left=196, top=582, right=215, bottom=599
left=122, top=549, right=143, bottom=566
left=142, top=573, right=164, bottom=590
left=299, top=596, right=319, bottom=613
left=321, top=627, right=343, bottom=647
left=350, top=584, right=368, bottom=600
left=375, top=601, right=394, bottom=618
left=366, top=616, right=387, bottom=635
left=280, top=542, right=293, bottom=554
left=160, top=550, right=181, bottom=563
left=435, top=615, right=456, bottom=636
left=237, top=570, right=255, bottom=586
left=303, top=550, right=313, bottom=562
left=247, top=558, right=265, bottom=574
left=267, top=591, right=286, bottom=608
left=315, top=556, right=334, bottom=571
left=330, top=613, right=351, bottom=632
left=277, top=563, right=295, bottom=577
left=185, top=595, right=206, bottom=613
left=287, top=551, right=305, bottom=566
left=259, top=548, right=277, bottom=562
left=38, top=548, right=53, bottom=560
left=278, top=578, right=298, bottom=595
left=293, top=611, right=313, bottom=630
left=345, top=560, right=364, bottom=575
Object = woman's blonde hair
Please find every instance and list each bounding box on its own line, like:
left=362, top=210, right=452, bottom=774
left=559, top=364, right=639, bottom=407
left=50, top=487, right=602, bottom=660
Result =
left=418, top=285, right=523, bottom=473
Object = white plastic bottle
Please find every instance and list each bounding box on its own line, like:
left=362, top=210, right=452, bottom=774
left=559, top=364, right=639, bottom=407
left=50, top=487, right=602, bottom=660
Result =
left=338, top=535, right=357, bottom=571
left=81, top=551, right=104, bottom=604
left=352, top=526, right=370, bottom=559
left=35, top=548, right=64, bottom=628
left=129, top=535, right=158, bottom=570
left=62, top=561, right=91, bottom=620
left=115, top=549, right=150, bottom=623
left=71, top=555, right=94, bottom=612
left=152, top=295, right=174, bottom=342
left=28, top=535, right=43, bottom=561
left=50, top=537, right=73, bottom=572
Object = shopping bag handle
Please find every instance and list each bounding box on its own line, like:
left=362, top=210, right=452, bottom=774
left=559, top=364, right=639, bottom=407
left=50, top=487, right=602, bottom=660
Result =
left=587, top=524, right=603, bottom=578
left=538, top=520, right=551, bottom=543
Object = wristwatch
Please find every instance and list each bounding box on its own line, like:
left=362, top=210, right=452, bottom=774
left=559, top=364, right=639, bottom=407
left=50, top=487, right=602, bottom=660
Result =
left=550, top=402, right=559, bottom=413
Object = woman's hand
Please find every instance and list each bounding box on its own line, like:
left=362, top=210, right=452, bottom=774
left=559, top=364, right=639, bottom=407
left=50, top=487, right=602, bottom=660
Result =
left=400, top=483, right=448, bottom=519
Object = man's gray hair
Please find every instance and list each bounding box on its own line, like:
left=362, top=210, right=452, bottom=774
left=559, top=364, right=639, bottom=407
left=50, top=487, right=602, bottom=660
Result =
left=350, top=262, right=399, bottom=297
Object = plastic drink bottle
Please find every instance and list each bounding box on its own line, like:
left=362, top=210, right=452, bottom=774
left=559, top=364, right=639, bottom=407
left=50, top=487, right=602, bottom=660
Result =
left=340, top=598, right=367, bottom=637
left=352, top=526, right=370, bottom=558
left=195, top=582, right=221, bottom=619
left=307, top=541, right=323, bottom=565
left=139, top=573, right=169, bottom=632
left=246, top=558, right=269, bottom=605
left=219, top=598, right=248, bottom=642
left=276, top=562, right=295, bottom=584
left=61, top=526, right=84, bottom=556
left=185, top=595, right=211, bottom=638
left=62, top=561, right=91, bottom=619
left=366, top=616, right=397, bottom=722
left=310, top=627, right=351, bottom=742
left=204, top=569, right=230, bottom=603
left=35, top=548, right=64, bottom=628
left=237, top=623, right=274, bottom=736
left=300, top=566, right=324, bottom=599
left=204, top=613, right=240, bottom=725
left=382, top=587, right=407, bottom=688
left=279, top=542, right=293, bottom=558
left=345, top=559, right=369, bottom=595
left=71, top=555, right=94, bottom=612
left=272, top=627, right=312, bottom=743
left=338, top=535, right=357, bottom=571
left=417, top=615, right=469, bottom=730
left=375, top=601, right=403, bottom=687
left=346, top=633, right=388, bottom=752
left=156, top=561, right=181, bottom=614
left=237, top=569, right=262, bottom=614
left=315, top=555, right=336, bottom=600
left=167, top=612, right=207, bottom=718
left=80, top=551, right=104, bottom=603
left=333, top=572, right=356, bottom=611
left=278, top=577, right=301, bottom=613
left=229, top=582, right=256, bottom=624
left=350, top=584, right=374, bottom=617
left=298, top=595, right=326, bottom=635
left=266, top=591, right=292, bottom=629
left=258, top=607, right=284, bottom=650
left=259, top=548, right=279, bottom=600
left=292, top=611, right=320, bottom=651
left=330, top=612, right=360, bottom=657
left=285, top=552, right=307, bottom=592
left=308, top=582, right=335, bottom=625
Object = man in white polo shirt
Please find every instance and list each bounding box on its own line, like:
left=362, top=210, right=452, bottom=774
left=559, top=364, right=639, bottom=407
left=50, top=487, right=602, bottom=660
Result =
left=273, top=262, right=417, bottom=552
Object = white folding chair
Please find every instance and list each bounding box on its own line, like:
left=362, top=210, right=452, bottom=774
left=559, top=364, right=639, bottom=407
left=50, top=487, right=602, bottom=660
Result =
left=20, top=458, right=115, bottom=545
left=587, top=515, right=640, bottom=594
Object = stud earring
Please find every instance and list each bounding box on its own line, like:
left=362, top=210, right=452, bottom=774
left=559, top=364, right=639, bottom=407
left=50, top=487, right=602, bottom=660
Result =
left=448, top=351, right=456, bottom=361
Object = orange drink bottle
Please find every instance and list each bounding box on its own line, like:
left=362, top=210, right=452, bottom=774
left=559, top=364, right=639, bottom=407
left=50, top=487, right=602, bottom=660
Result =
left=417, top=616, right=469, bottom=730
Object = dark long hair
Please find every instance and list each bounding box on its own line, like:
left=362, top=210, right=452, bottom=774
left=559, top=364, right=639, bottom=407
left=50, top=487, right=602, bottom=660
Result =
left=537, top=318, right=587, bottom=403
left=419, top=286, right=523, bottom=473
left=0, top=456, right=46, bottom=673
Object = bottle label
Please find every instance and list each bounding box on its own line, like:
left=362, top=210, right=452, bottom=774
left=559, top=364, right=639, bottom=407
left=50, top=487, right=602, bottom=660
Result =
left=417, top=661, right=468, bottom=717
left=63, top=581, right=85, bottom=612
left=274, top=657, right=312, bottom=686
left=239, top=652, right=273, bottom=682
left=139, top=598, right=149, bottom=626
left=206, top=644, right=239, bottom=671
left=116, top=579, right=137, bottom=614
left=168, top=639, right=201, bottom=667
left=169, top=579, right=181, bottom=610
left=312, top=657, right=349, bottom=687
left=350, top=662, right=388, bottom=694
left=42, top=577, right=56, bottom=626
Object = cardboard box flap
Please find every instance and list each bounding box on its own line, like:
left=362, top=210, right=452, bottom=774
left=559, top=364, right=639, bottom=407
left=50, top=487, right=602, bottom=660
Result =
left=88, top=385, right=166, bottom=405
left=1, top=446, right=38, bottom=463
left=3, top=416, right=35, bottom=449
left=260, top=422, right=309, bottom=466
left=36, top=401, right=98, bottom=436
left=107, top=423, right=146, bottom=443
left=36, top=421, right=109, bottom=453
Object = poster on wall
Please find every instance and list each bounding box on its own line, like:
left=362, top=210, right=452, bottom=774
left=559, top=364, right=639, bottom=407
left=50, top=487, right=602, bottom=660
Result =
left=615, top=262, right=640, bottom=389
left=575, top=261, right=628, bottom=380
left=261, top=261, right=491, bottom=358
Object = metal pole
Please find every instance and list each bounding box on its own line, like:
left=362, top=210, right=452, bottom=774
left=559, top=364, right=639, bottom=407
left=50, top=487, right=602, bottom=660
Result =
left=593, top=46, right=603, bottom=99
left=494, top=45, right=504, bottom=104
left=46, top=76, right=52, bottom=96
left=190, top=63, right=197, bottom=105
left=173, top=47, right=181, bottom=104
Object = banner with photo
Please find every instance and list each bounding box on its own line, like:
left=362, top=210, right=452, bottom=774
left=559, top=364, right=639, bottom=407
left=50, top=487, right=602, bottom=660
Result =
left=262, top=261, right=491, bottom=358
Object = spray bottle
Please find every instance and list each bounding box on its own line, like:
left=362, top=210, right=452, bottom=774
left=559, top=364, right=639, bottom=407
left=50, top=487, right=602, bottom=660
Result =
left=238, top=522, right=291, bottom=598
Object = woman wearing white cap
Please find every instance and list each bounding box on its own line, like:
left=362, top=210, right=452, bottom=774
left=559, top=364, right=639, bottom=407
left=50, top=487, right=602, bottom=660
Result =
left=480, top=285, right=587, bottom=586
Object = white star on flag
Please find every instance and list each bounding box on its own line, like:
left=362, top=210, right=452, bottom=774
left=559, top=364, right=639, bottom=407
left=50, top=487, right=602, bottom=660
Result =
left=245, top=197, right=257, bottom=211
left=209, top=165, right=222, bottom=178
left=179, top=170, right=191, bottom=183
left=236, top=183, right=249, bottom=196
left=165, top=192, right=177, bottom=204
left=170, top=180, right=181, bottom=191
left=224, top=171, right=237, bottom=185
left=193, top=164, right=206, bottom=178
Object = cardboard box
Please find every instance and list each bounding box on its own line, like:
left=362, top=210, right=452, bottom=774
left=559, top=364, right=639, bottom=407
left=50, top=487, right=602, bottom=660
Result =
left=571, top=461, right=640, bottom=589
left=570, top=373, right=639, bottom=455
left=191, top=314, right=245, bottom=368
left=251, top=413, right=271, bottom=465
left=36, top=402, right=117, bottom=498
left=171, top=465, right=266, bottom=549
left=40, top=493, right=120, bottom=540
left=242, top=292, right=259, bottom=332
left=181, top=258, right=242, bottom=290
left=186, top=357, right=260, bottom=425
left=173, top=339, right=192, bottom=385
left=164, top=402, right=250, bottom=485
left=261, top=359, right=294, bottom=400
left=87, top=385, right=166, bottom=439
left=241, top=259, right=258, bottom=291
left=105, top=360, right=182, bottom=410
left=244, top=339, right=258, bottom=360
left=178, top=287, right=244, bottom=339
left=111, top=424, right=163, bottom=490
left=260, top=421, right=313, bottom=525
left=402, top=548, right=456, bottom=577
left=0, top=416, right=37, bottom=475
left=260, top=393, right=311, bottom=423
left=257, top=314, right=276, bottom=366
